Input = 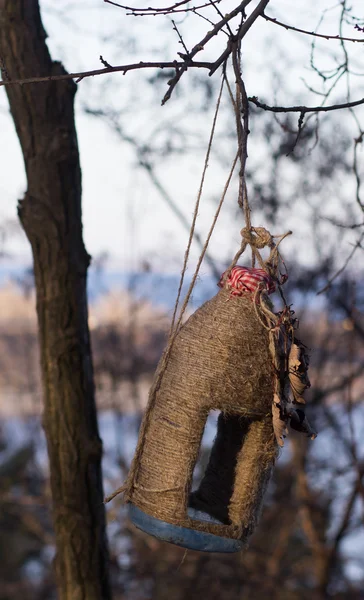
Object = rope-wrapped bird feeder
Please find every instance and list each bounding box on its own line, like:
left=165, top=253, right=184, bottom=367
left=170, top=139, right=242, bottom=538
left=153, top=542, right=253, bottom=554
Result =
left=106, top=59, right=317, bottom=553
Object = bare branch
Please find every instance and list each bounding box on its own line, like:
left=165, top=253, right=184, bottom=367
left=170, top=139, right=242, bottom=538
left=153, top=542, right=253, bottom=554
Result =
left=330, top=480, right=360, bottom=550
left=104, top=0, right=219, bottom=16
left=0, top=60, right=213, bottom=89
left=323, top=216, right=364, bottom=230
left=192, top=8, right=226, bottom=34
left=314, top=365, right=364, bottom=405
left=209, top=0, right=270, bottom=75
left=353, top=131, right=364, bottom=212
left=336, top=298, right=364, bottom=342
left=182, top=0, right=253, bottom=69
left=286, top=110, right=305, bottom=155
left=317, top=234, right=364, bottom=295
left=0, top=1, right=262, bottom=104
left=249, top=95, right=364, bottom=114
left=262, top=13, right=364, bottom=43
left=160, top=0, right=256, bottom=103
left=171, top=19, right=190, bottom=58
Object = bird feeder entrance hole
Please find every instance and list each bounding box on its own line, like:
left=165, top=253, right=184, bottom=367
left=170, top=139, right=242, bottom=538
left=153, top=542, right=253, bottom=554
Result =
left=128, top=410, right=246, bottom=552
left=128, top=404, right=276, bottom=553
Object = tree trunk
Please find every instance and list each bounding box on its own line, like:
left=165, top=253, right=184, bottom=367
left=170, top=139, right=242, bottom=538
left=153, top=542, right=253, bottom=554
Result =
left=0, top=2, right=111, bottom=599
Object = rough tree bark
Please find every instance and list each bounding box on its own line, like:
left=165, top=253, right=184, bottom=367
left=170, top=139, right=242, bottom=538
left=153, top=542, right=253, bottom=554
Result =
left=0, top=2, right=111, bottom=599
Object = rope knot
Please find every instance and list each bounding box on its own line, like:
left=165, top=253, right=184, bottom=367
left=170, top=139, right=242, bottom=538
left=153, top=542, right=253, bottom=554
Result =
left=240, top=227, right=273, bottom=249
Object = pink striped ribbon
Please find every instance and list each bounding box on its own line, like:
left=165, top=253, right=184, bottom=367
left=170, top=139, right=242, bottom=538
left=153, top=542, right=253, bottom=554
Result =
left=218, top=266, right=276, bottom=297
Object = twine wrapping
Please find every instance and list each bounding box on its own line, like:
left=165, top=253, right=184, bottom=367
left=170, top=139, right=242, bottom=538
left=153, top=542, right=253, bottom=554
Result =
left=109, top=226, right=316, bottom=546
left=123, top=288, right=278, bottom=542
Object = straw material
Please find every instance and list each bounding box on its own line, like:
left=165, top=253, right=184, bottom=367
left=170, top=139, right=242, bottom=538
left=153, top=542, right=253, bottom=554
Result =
left=124, top=287, right=278, bottom=541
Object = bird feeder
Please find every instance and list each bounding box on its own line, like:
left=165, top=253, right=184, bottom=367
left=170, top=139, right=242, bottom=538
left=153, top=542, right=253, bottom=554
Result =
left=110, top=231, right=316, bottom=553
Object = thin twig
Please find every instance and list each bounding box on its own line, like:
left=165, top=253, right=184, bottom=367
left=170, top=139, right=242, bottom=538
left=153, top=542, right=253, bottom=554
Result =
left=104, top=0, right=220, bottom=16
left=172, top=19, right=190, bottom=58
left=262, top=13, right=364, bottom=43
left=317, top=234, right=364, bottom=295
left=353, top=131, right=364, bottom=212
left=249, top=95, right=364, bottom=114
left=287, top=111, right=305, bottom=155
left=208, top=0, right=234, bottom=37
left=323, top=216, right=364, bottom=230
left=192, top=8, right=225, bottom=34
left=99, top=55, right=113, bottom=68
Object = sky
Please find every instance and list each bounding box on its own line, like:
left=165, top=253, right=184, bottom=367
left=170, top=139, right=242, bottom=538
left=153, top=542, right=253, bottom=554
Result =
left=0, top=0, right=363, bottom=278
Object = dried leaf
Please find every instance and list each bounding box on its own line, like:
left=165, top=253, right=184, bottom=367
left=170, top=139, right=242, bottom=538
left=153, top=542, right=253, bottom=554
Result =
left=288, top=341, right=311, bottom=404
left=272, top=398, right=288, bottom=447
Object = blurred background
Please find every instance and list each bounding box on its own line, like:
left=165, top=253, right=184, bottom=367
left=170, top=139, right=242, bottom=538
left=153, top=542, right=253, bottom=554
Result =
left=1, top=0, right=364, bottom=598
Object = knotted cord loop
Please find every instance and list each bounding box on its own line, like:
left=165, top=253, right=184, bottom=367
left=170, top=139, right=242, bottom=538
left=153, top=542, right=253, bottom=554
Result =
left=240, top=226, right=273, bottom=249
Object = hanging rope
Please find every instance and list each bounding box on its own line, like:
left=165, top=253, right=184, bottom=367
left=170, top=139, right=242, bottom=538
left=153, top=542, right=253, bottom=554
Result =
left=170, top=75, right=225, bottom=333
left=224, top=44, right=314, bottom=448
left=171, top=44, right=291, bottom=361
